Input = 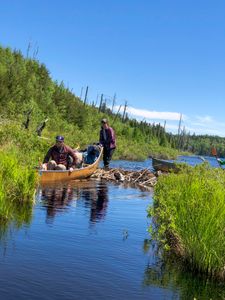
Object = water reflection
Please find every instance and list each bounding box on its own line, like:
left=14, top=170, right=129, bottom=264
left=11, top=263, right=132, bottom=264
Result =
left=41, top=184, right=75, bottom=222
left=89, top=182, right=108, bottom=223
left=40, top=180, right=109, bottom=225
left=0, top=201, right=33, bottom=245
left=142, top=240, right=225, bottom=299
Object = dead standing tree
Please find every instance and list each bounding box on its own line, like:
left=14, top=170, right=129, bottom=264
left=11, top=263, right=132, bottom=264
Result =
left=113, top=105, right=122, bottom=123
left=36, top=118, right=49, bottom=136
left=22, top=108, right=33, bottom=129
left=122, top=101, right=127, bottom=122
left=177, top=113, right=183, bottom=150
left=83, top=86, right=89, bottom=106
left=111, top=93, right=116, bottom=113
left=98, top=94, right=104, bottom=112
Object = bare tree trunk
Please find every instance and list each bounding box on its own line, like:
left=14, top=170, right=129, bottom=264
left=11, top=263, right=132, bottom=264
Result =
left=111, top=93, right=116, bottom=113
left=36, top=118, right=48, bottom=136
left=177, top=113, right=182, bottom=149
left=122, top=101, right=127, bottom=122
left=98, top=94, right=103, bottom=112
left=22, top=108, right=32, bottom=129
left=113, top=105, right=122, bottom=123
left=83, top=86, right=89, bottom=106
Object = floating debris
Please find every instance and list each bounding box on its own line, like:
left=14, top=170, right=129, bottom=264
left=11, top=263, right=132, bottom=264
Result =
left=123, top=229, right=129, bottom=240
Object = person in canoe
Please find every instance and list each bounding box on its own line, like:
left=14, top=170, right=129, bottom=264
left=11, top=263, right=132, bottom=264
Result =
left=99, top=118, right=116, bottom=170
left=42, top=135, right=79, bottom=171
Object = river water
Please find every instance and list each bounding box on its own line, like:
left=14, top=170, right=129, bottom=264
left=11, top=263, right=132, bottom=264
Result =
left=0, top=156, right=224, bottom=299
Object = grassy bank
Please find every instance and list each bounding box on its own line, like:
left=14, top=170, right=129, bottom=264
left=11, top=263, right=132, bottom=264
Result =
left=0, top=149, right=37, bottom=222
left=148, top=163, right=225, bottom=280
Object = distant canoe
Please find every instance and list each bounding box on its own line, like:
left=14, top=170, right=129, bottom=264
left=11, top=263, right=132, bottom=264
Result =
left=152, top=157, right=181, bottom=172
left=217, top=158, right=225, bottom=166
left=38, top=146, right=103, bottom=184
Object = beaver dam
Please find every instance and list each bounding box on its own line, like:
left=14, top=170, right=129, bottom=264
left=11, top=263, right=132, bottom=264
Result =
left=91, top=168, right=157, bottom=190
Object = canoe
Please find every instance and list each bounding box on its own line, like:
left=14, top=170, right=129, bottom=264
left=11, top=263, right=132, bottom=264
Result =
left=216, top=158, right=225, bottom=166
left=152, top=157, right=180, bottom=172
left=38, top=146, right=103, bottom=184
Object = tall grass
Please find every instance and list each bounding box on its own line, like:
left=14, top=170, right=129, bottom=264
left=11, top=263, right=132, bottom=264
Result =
left=148, top=163, right=225, bottom=279
left=0, top=150, right=38, bottom=221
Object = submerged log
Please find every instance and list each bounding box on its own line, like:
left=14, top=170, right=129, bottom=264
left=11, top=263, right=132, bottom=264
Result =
left=91, top=168, right=157, bottom=190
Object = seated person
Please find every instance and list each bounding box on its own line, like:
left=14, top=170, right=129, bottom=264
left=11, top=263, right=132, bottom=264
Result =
left=42, top=135, right=79, bottom=171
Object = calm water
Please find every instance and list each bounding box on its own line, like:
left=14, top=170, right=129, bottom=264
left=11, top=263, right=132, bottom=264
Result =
left=0, top=157, right=224, bottom=299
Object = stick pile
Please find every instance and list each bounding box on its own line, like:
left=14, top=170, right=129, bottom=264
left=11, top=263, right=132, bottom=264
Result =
left=91, top=168, right=157, bottom=190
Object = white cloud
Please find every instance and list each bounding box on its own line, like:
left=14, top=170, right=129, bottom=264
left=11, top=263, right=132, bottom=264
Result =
left=113, top=105, right=225, bottom=137
left=119, top=106, right=182, bottom=121
left=178, top=117, right=225, bottom=137
left=195, top=115, right=214, bottom=123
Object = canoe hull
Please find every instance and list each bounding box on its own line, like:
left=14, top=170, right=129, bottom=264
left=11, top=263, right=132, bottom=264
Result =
left=152, top=157, right=179, bottom=172
left=38, top=147, right=103, bottom=183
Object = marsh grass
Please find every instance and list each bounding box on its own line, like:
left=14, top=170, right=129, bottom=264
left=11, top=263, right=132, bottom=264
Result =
left=0, top=150, right=37, bottom=221
left=148, top=163, right=225, bottom=279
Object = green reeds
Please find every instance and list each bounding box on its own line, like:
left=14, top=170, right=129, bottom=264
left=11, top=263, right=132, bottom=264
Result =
left=148, top=163, right=225, bottom=279
left=0, top=150, right=38, bottom=221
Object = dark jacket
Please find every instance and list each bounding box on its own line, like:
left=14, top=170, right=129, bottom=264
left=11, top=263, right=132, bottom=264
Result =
left=99, top=127, right=116, bottom=149
left=43, top=144, right=77, bottom=167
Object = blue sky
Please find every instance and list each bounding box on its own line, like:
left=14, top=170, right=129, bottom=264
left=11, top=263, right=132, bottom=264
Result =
left=1, top=0, right=225, bottom=136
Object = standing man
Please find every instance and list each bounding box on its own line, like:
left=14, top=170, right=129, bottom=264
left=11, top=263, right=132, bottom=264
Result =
left=99, top=118, right=116, bottom=169
left=42, top=135, right=78, bottom=170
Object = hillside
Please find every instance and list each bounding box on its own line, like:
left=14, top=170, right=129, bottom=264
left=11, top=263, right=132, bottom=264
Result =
left=1, top=45, right=225, bottom=163
left=0, top=46, right=180, bottom=164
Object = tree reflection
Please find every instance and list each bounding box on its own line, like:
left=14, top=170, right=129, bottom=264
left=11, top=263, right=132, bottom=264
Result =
left=142, top=240, right=225, bottom=299
left=0, top=201, right=33, bottom=245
